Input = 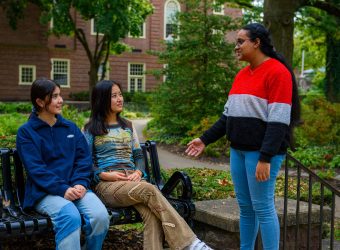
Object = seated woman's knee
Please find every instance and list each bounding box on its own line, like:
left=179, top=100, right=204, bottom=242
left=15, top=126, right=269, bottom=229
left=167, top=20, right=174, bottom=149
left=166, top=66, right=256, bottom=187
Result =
left=58, top=203, right=82, bottom=228
left=140, top=182, right=157, bottom=192
left=92, top=208, right=110, bottom=227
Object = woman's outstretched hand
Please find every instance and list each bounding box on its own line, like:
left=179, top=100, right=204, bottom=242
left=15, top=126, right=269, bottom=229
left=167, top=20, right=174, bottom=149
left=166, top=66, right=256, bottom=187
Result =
left=186, top=138, right=205, bottom=157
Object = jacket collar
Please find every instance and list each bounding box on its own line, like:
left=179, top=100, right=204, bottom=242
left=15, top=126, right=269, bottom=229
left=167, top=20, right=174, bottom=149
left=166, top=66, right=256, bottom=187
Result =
left=28, top=112, right=69, bottom=129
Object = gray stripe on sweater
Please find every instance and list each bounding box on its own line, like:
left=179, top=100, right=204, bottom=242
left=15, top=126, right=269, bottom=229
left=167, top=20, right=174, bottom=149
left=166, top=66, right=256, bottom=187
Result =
left=223, top=94, right=291, bottom=125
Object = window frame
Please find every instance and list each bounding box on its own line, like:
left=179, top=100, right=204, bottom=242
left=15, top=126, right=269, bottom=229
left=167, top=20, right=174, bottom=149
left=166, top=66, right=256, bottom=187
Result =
left=213, top=1, right=224, bottom=15
left=164, top=0, right=181, bottom=40
left=18, top=65, right=36, bottom=85
left=128, top=63, right=145, bottom=92
left=91, top=19, right=104, bottom=36
left=97, top=61, right=110, bottom=81
left=50, top=58, right=71, bottom=87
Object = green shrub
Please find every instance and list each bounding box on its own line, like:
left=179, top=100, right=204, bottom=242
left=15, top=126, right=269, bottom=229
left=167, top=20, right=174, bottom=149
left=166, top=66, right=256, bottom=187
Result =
left=0, top=135, right=16, bottom=148
left=0, top=102, right=31, bottom=113
left=123, top=91, right=153, bottom=104
left=69, top=91, right=90, bottom=101
left=123, top=92, right=152, bottom=115
left=0, top=113, right=28, bottom=136
left=62, top=105, right=90, bottom=129
left=185, top=116, right=229, bottom=157
left=295, top=94, right=340, bottom=146
left=289, top=145, right=338, bottom=169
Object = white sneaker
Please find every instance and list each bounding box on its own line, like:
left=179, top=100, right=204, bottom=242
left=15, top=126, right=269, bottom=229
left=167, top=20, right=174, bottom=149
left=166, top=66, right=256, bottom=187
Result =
left=185, top=238, right=213, bottom=250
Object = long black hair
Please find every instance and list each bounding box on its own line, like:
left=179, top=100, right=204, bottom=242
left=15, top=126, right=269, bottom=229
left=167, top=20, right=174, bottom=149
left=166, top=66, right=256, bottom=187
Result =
left=31, top=78, right=60, bottom=113
left=84, top=80, right=130, bottom=136
left=242, top=23, right=301, bottom=147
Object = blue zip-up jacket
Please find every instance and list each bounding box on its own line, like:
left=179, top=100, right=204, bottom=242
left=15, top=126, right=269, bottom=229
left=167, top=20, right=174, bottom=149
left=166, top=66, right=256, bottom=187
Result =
left=16, top=113, right=92, bottom=210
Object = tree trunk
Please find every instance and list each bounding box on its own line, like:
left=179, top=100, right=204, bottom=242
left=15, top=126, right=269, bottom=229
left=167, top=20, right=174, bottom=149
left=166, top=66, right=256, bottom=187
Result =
left=325, top=20, right=340, bottom=102
left=263, top=0, right=303, bottom=66
left=89, top=64, right=98, bottom=97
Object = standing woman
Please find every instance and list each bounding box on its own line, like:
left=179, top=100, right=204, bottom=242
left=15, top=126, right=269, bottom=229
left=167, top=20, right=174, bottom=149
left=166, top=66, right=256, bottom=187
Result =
left=186, top=23, right=300, bottom=250
left=84, top=80, right=212, bottom=250
left=16, top=79, right=110, bottom=250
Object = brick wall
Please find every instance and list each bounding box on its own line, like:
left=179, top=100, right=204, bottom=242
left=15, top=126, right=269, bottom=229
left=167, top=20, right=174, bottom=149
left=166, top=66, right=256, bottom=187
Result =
left=0, top=1, right=241, bottom=101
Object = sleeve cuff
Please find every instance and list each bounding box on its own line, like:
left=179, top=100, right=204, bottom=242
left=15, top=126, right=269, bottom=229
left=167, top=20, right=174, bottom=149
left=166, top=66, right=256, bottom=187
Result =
left=199, top=135, right=209, bottom=146
left=259, top=152, right=272, bottom=163
left=72, top=180, right=89, bottom=189
left=57, top=185, right=70, bottom=198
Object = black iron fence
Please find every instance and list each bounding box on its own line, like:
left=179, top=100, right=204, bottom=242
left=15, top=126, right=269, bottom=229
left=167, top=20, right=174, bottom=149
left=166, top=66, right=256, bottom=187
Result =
left=254, top=153, right=339, bottom=250
left=280, top=154, right=339, bottom=250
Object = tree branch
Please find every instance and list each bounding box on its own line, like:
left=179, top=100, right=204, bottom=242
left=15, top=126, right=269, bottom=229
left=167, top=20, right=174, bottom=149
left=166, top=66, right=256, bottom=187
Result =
left=95, top=35, right=107, bottom=64
left=65, top=12, right=93, bottom=64
left=231, top=0, right=253, bottom=9
left=305, top=1, right=340, bottom=17
left=75, top=28, right=94, bottom=64
left=100, top=41, right=111, bottom=81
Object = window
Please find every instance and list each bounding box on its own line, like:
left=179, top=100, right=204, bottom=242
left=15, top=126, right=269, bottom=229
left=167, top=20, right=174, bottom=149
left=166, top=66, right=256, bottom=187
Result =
left=19, top=65, right=36, bottom=85
left=129, top=22, right=146, bottom=38
left=91, top=19, right=104, bottom=36
left=128, top=63, right=145, bottom=92
left=164, top=0, right=180, bottom=39
left=98, top=62, right=110, bottom=81
left=163, top=64, right=168, bottom=83
left=51, top=59, right=70, bottom=87
left=213, top=1, right=224, bottom=15
left=50, top=17, right=54, bottom=29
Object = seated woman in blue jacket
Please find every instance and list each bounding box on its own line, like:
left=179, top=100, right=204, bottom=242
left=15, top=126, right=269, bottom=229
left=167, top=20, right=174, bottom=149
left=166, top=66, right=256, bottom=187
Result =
left=16, top=78, right=110, bottom=250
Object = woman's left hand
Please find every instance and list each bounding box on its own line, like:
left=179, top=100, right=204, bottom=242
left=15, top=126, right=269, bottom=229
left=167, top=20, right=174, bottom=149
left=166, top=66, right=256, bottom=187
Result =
left=255, top=161, right=270, bottom=182
left=128, top=170, right=142, bottom=182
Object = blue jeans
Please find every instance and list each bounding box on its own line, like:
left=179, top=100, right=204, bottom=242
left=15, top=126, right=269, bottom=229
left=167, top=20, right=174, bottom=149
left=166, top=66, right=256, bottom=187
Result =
left=230, top=148, right=285, bottom=250
left=35, top=191, right=110, bottom=250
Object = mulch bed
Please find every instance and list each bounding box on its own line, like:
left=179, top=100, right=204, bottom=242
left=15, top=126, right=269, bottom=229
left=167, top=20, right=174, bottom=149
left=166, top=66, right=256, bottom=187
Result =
left=1, top=228, right=143, bottom=250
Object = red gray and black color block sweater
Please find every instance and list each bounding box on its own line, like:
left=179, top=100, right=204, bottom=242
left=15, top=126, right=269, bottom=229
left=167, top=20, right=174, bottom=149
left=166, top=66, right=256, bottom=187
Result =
left=200, top=58, right=292, bottom=162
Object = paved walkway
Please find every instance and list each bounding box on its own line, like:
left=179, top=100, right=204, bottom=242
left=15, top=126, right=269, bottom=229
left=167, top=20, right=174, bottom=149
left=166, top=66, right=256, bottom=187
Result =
left=132, top=119, right=228, bottom=171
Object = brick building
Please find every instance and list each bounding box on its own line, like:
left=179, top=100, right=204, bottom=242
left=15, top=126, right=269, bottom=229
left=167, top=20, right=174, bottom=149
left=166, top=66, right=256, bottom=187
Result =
left=0, top=1, right=241, bottom=101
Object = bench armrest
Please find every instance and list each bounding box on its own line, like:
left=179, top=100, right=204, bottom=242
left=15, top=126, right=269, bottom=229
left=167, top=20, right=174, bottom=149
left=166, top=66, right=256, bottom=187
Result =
left=161, top=171, right=193, bottom=200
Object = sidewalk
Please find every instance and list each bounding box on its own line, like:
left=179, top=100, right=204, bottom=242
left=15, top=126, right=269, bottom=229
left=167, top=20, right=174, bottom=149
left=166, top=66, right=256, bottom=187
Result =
left=132, top=118, right=228, bottom=171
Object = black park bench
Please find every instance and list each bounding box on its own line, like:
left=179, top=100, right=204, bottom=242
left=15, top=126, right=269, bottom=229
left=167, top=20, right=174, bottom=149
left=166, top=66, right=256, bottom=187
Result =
left=0, top=140, right=195, bottom=246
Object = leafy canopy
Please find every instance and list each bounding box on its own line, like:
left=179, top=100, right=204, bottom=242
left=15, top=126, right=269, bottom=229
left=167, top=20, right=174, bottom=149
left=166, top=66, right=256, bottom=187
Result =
left=38, top=0, right=152, bottom=41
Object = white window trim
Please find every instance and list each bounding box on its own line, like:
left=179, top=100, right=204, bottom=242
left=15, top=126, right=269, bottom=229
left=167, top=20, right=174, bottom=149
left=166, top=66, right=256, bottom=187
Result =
left=50, top=17, right=54, bottom=29
left=164, top=0, right=181, bottom=39
left=50, top=58, right=71, bottom=87
left=128, top=63, right=146, bottom=92
left=128, top=22, right=146, bottom=39
left=98, top=61, right=110, bottom=81
left=19, top=65, right=36, bottom=85
left=163, top=64, right=168, bottom=83
left=91, top=19, right=104, bottom=36
left=213, top=1, right=224, bottom=15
